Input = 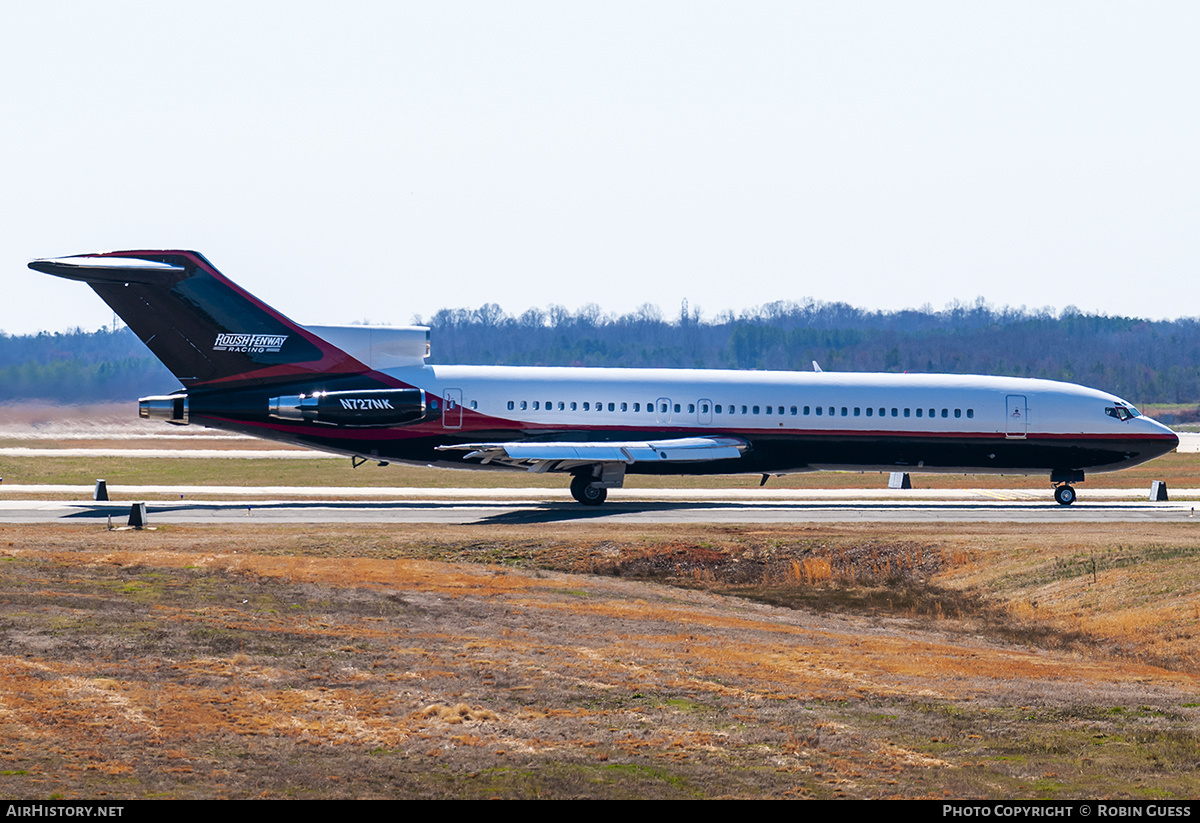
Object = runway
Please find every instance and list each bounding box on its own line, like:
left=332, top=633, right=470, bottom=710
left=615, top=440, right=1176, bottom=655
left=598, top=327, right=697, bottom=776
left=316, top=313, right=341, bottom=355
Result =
left=1, top=487, right=1196, bottom=524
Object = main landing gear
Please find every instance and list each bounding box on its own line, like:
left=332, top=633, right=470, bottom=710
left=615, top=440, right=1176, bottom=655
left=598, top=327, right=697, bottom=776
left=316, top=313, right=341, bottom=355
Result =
left=570, top=474, right=608, bottom=506
left=1054, top=484, right=1077, bottom=506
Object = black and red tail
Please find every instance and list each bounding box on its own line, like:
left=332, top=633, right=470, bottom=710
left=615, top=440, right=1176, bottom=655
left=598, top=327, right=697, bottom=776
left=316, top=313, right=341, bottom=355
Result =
left=29, top=250, right=368, bottom=389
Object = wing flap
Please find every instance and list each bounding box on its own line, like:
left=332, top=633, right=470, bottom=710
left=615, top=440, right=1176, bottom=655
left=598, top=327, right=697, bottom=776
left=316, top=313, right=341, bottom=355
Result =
left=437, top=436, right=747, bottom=469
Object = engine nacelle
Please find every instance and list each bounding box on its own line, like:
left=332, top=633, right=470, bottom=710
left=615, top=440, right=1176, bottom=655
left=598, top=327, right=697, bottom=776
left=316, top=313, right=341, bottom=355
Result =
left=269, top=388, right=427, bottom=427
left=139, top=394, right=189, bottom=425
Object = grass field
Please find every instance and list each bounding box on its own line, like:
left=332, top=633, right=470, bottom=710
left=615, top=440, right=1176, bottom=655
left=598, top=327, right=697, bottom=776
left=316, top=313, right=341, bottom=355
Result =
left=3, top=522, right=1200, bottom=799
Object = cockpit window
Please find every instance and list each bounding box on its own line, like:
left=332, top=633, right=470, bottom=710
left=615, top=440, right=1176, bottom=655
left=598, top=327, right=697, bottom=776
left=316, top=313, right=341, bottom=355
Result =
left=1105, top=404, right=1141, bottom=421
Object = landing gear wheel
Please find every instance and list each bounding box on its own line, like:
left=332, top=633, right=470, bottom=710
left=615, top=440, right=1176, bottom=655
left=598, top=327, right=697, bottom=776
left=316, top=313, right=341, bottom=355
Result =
left=570, top=475, right=608, bottom=506
left=1054, top=485, right=1076, bottom=506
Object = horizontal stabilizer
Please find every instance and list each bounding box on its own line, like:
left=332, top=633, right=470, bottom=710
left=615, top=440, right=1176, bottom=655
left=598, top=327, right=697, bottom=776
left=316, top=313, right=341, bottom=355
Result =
left=29, top=255, right=187, bottom=282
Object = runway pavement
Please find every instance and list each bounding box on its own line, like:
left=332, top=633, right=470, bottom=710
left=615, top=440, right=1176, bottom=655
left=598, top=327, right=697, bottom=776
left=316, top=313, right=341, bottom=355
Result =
left=1, top=487, right=1197, bottom=524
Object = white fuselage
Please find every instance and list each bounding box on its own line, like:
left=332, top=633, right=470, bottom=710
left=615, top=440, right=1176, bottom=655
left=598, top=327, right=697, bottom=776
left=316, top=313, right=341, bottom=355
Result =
left=405, top=365, right=1155, bottom=436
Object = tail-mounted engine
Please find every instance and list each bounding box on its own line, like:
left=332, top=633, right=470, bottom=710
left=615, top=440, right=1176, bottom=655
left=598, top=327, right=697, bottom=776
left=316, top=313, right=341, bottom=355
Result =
left=269, top=388, right=427, bottom=427
left=139, top=394, right=189, bottom=425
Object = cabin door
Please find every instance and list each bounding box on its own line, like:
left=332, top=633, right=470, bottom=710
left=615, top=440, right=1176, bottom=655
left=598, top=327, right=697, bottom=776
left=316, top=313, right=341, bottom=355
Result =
left=1005, top=395, right=1027, bottom=439
left=698, top=398, right=713, bottom=425
left=656, top=397, right=671, bottom=425
left=442, top=389, right=463, bottom=429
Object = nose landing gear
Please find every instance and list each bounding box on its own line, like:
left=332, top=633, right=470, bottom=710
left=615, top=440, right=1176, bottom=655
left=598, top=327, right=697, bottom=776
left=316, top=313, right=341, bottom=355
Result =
left=1051, top=470, right=1084, bottom=506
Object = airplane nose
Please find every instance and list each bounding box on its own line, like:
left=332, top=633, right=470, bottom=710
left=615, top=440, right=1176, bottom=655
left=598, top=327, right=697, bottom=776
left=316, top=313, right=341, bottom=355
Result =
left=1151, top=419, right=1180, bottom=453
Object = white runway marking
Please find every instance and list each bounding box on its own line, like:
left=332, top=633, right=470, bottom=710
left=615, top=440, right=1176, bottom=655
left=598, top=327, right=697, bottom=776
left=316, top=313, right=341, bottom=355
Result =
left=0, top=448, right=325, bottom=459
left=1, top=485, right=1197, bottom=500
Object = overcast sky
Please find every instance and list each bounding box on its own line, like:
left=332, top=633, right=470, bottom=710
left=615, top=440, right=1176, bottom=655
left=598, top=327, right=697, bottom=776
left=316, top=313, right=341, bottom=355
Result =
left=4, top=1, right=1198, bottom=335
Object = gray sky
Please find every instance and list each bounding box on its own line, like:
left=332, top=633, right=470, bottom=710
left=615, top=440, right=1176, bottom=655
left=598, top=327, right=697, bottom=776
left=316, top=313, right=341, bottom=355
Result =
left=4, top=1, right=1198, bottom=335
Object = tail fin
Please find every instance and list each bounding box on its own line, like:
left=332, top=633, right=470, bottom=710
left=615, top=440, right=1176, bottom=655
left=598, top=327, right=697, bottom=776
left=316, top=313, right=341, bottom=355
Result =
left=30, top=250, right=368, bottom=388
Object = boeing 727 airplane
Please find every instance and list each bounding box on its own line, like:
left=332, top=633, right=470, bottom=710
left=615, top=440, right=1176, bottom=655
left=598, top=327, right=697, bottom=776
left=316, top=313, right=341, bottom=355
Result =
left=30, top=250, right=1179, bottom=506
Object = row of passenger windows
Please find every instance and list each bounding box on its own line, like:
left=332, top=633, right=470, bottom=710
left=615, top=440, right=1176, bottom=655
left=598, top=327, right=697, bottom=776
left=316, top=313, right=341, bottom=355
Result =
left=504, top=399, right=974, bottom=419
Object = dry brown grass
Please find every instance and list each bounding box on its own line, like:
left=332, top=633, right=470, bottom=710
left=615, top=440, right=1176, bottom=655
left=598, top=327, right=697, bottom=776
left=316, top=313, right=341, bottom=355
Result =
left=3, top=522, right=1200, bottom=798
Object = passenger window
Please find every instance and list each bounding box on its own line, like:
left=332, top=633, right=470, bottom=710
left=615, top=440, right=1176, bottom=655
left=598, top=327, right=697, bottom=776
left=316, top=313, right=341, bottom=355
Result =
left=688, top=403, right=695, bottom=413
left=533, top=401, right=539, bottom=410
left=701, top=403, right=709, bottom=413
left=571, top=402, right=577, bottom=411
left=470, top=400, right=478, bottom=410
left=866, top=407, right=873, bottom=417
left=791, top=406, right=797, bottom=415
left=765, top=406, right=772, bottom=414
left=891, top=408, right=898, bottom=417
left=621, top=402, right=628, bottom=412
left=816, top=406, right=823, bottom=416
left=854, top=407, right=860, bottom=416
left=941, top=408, right=948, bottom=418
left=954, top=409, right=961, bottom=418
left=753, top=406, right=760, bottom=415
left=583, top=402, right=590, bottom=411
left=967, top=409, right=974, bottom=418
left=916, top=408, right=922, bottom=417
left=520, top=401, right=528, bottom=410
left=803, top=406, right=810, bottom=415
left=674, top=404, right=681, bottom=413
left=507, top=401, right=514, bottom=410
left=741, top=405, right=748, bottom=414
left=715, top=405, right=722, bottom=413
left=558, top=401, right=565, bottom=410
left=608, top=403, right=615, bottom=412
left=904, top=408, right=910, bottom=417
left=841, top=407, right=848, bottom=416
left=633, top=403, right=640, bottom=412
left=828, top=407, right=835, bottom=416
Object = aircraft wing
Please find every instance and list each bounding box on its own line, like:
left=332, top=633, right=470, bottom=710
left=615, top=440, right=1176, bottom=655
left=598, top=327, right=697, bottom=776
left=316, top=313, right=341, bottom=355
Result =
left=436, top=436, right=748, bottom=471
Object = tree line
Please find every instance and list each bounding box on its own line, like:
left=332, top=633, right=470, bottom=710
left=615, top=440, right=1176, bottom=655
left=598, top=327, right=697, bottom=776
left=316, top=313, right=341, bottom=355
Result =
left=4, top=299, right=1200, bottom=406
left=422, top=299, right=1200, bottom=405
left=0, top=328, right=173, bottom=404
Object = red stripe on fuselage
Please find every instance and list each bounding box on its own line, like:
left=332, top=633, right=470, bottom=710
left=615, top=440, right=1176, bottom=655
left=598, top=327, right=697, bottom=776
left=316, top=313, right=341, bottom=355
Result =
left=198, top=408, right=1178, bottom=444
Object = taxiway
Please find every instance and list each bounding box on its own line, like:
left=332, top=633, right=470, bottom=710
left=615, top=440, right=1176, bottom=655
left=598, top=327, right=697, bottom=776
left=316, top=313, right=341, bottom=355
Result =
left=1, top=487, right=1195, bottom=525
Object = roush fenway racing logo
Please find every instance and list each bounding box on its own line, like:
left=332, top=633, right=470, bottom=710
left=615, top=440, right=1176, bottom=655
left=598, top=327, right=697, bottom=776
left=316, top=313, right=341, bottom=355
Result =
left=213, top=333, right=289, bottom=353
